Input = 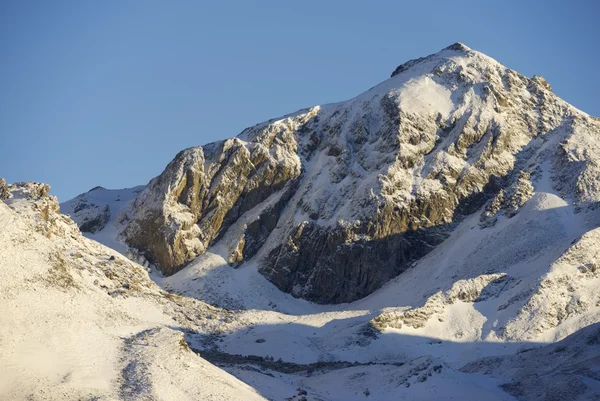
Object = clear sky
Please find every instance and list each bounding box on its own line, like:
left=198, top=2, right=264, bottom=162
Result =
left=1, top=0, right=598, bottom=201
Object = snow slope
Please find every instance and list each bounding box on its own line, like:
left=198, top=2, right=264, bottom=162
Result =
left=1, top=183, right=266, bottom=401
left=60, top=185, right=144, bottom=253
left=462, top=322, right=600, bottom=401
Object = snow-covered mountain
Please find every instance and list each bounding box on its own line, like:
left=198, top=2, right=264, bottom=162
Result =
left=3, top=42, right=600, bottom=400
left=108, top=42, right=600, bottom=305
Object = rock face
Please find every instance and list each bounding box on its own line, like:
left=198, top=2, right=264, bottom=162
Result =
left=123, top=42, right=600, bottom=303
left=123, top=128, right=304, bottom=275
left=0, top=178, right=9, bottom=201
left=479, top=171, right=534, bottom=228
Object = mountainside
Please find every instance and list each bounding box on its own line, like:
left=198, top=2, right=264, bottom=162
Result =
left=61, top=185, right=144, bottom=252
left=462, top=322, right=600, bottom=401
left=5, top=42, right=600, bottom=401
left=5, top=171, right=600, bottom=400
left=112, top=42, right=600, bottom=304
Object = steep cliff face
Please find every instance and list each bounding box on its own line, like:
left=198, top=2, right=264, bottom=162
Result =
left=123, top=43, right=600, bottom=303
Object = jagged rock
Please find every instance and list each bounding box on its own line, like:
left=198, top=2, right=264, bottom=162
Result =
left=445, top=42, right=471, bottom=52
left=124, top=128, right=305, bottom=275
left=504, top=171, right=534, bottom=217
left=532, top=75, right=553, bottom=92
left=4, top=182, right=76, bottom=238
left=371, top=274, right=510, bottom=330
left=77, top=204, right=111, bottom=233
left=120, top=43, right=600, bottom=303
left=479, top=171, right=534, bottom=227
left=390, top=42, right=470, bottom=78
left=261, top=221, right=449, bottom=303
left=0, top=178, right=9, bottom=201
left=226, top=183, right=297, bottom=266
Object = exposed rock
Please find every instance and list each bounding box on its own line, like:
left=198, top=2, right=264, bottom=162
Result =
left=77, top=204, right=111, bottom=233
left=390, top=43, right=470, bottom=78
left=480, top=171, right=534, bottom=227
left=3, top=182, right=77, bottom=238
left=225, top=179, right=300, bottom=266
left=124, top=120, right=307, bottom=275
left=261, top=221, right=449, bottom=303
left=532, top=75, right=553, bottom=92
left=371, top=273, right=510, bottom=330
left=0, top=178, right=9, bottom=201
left=444, top=42, right=471, bottom=52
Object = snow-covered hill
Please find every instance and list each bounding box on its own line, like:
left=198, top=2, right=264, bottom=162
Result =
left=1, top=182, right=265, bottom=401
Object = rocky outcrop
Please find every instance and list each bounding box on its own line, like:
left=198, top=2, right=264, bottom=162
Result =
left=123, top=117, right=308, bottom=274
left=122, top=43, right=600, bottom=303
left=0, top=178, right=9, bottom=201
left=62, top=190, right=112, bottom=233
left=479, top=171, right=534, bottom=227
left=3, top=182, right=79, bottom=238
left=78, top=204, right=110, bottom=233
left=371, top=273, right=511, bottom=330
left=260, top=215, right=450, bottom=303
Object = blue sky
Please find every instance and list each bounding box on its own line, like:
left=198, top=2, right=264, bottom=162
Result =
left=1, top=0, right=598, bottom=201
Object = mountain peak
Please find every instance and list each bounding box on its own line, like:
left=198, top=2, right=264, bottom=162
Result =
left=444, top=42, right=471, bottom=51
left=390, top=42, right=473, bottom=78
